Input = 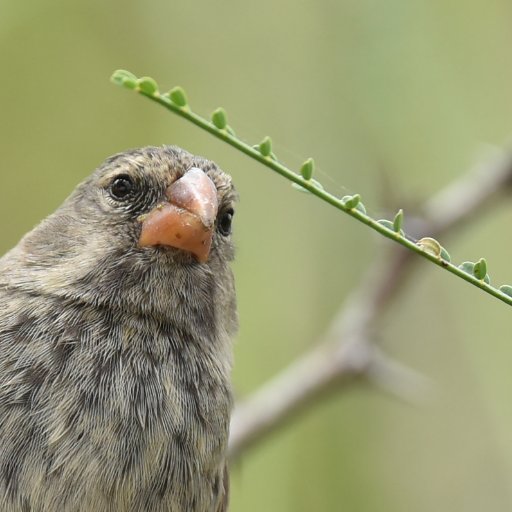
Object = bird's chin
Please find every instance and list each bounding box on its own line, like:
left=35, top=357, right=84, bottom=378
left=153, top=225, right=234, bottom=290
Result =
left=147, top=245, right=205, bottom=265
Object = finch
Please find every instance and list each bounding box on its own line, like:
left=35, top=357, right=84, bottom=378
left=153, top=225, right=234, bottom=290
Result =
left=0, top=146, right=238, bottom=511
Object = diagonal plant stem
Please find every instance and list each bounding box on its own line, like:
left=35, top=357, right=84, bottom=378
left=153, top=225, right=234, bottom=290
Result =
left=228, top=149, right=512, bottom=459
left=110, top=69, right=512, bottom=458
left=111, top=69, right=512, bottom=308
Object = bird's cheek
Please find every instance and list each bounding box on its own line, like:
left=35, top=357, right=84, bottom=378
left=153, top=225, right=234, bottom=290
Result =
left=138, top=203, right=214, bottom=263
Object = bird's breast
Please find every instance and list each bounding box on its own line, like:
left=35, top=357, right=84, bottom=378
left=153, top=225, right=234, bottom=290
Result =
left=0, top=292, right=233, bottom=511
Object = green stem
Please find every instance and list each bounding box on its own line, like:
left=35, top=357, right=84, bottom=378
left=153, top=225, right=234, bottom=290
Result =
left=116, top=78, right=512, bottom=308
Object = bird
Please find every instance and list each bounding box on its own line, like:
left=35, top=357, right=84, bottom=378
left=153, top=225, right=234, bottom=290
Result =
left=0, top=146, right=238, bottom=511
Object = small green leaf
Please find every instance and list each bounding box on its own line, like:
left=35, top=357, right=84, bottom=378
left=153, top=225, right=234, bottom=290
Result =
left=460, top=261, right=490, bottom=283
left=355, top=202, right=366, bottom=214
left=211, top=108, right=227, bottom=129
left=440, top=246, right=451, bottom=262
left=473, top=258, right=488, bottom=280
left=169, top=87, right=188, bottom=107
left=136, top=76, right=158, bottom=95
left=377, top=218, right=404, bottom=236
left=292, top=178, right=324, bottom=194
left=111, top=69, right=137, bottom=86
left=499, top=285, right=512, bottom=298
left=300, top=158, right=314, bottom=180
left=311, top=178, right=324, bottom=190
left=122, top=77, right=137, bottom=89
left=377, top=219, right=394, bottom=230
left=259, top=136, right=272, bottom=157
left=292, top=183, right=310, bottom=194
left=459, top=261, right=475, bottom=275
left=342, top=194, right=361, bottom=209
left=417, top=237, right=442, bottom=257
left=393, top=209, right=403, bottom=233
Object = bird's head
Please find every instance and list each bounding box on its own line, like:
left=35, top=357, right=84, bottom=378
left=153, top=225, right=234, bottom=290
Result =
left=2, top=146, right=238, bottom=325
left=78, top=145, right=236, bottom=265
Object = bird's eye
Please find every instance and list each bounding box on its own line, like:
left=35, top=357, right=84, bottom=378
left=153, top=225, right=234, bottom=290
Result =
left=218, top=208, right=234, bottom=236
left=110, top=175, right=134, bottom=200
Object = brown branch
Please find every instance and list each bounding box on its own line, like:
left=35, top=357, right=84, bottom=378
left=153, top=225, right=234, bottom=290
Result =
left=228, top=148, right=512, bottom=460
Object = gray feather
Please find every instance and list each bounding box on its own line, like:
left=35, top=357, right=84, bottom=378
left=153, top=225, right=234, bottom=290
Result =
left=0, top=146, right=237, bottom=511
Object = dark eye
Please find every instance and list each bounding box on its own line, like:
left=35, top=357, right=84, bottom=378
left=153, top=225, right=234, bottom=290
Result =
left=110, top=175, right=134, bottom=200
left=218, top=208, right=234, bottom=236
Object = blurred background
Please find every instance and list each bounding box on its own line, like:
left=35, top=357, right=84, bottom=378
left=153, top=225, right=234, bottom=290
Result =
left=2, top=0, right=512, bottom=509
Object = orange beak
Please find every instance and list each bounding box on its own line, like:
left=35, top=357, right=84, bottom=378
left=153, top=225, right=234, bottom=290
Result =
left=138, top=168, right=218, bottom=262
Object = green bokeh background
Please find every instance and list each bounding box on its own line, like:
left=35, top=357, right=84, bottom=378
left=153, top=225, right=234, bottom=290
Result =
left=2, top=1, right=512, bottom=510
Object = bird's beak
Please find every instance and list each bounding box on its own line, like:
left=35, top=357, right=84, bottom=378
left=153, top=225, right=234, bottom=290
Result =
left=138, top=168, right=218, bottom=263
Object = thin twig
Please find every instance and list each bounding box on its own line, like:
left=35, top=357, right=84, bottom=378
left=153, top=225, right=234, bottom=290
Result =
left=111, top=71, right=512, bottom=308
left=228, top=149, right=512, bottom=460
